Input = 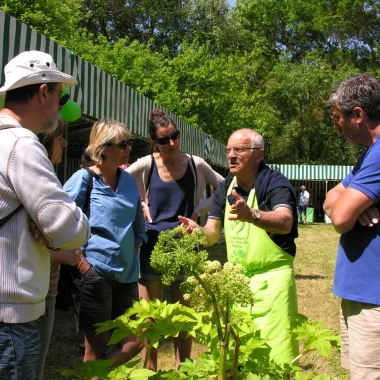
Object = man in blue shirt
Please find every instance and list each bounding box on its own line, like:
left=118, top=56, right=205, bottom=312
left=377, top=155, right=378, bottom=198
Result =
left=324, top=74, right=380, bottom=380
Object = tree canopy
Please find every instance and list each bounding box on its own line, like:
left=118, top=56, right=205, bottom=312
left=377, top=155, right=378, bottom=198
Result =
left=1, top=0, right=378, bottom=164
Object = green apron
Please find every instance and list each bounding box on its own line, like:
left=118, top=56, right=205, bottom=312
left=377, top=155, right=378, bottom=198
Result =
left=224, top=179, right=299, bottom=364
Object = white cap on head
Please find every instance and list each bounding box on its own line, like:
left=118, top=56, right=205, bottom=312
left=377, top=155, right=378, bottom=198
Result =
left=0, top=50, right=77, bottom=95
left=300, top=185, right=306, bottom=189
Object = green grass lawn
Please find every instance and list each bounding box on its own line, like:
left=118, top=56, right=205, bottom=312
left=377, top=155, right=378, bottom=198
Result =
left=295, top=224, right=348, bottom=379
left=45, top=223, right=349, bottom=379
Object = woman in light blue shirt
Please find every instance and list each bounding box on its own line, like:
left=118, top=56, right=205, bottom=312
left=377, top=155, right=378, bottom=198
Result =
left=64, top=119, right=147, bottom=368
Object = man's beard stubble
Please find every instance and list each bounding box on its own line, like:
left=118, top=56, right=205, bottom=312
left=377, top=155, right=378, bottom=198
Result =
left=40, top=113, right=58, bottom=133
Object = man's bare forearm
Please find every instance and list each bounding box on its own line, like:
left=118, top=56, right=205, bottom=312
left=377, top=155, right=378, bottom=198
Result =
left=250, top=208, right=292, bottom=234
left=323, top=183, right=345, bottom=217
left=199, top=222, right=222, bottom=246
left=324, top=184, right=374, bottom=234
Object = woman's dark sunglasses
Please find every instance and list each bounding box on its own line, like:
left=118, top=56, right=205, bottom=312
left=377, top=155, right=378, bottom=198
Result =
left=155, top=130, right=180, bottom=145
left=59, top=93, right=70, bottom=107
left=106, top=139, right=133, bottom=149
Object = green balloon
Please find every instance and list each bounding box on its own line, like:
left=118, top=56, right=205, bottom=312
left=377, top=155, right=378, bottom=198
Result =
left=60, top=100, right=82, bottom=122
left=59, top=88, right=81, bottom=122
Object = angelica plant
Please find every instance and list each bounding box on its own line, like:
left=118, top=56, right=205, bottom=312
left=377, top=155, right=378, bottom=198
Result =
left=150, top=226, right=256, bottom=380
left=181, top=261, right=254, bottom=312
left=150, top=226, right=208, bottom=285
left=58, top=226, right=341, bottom=380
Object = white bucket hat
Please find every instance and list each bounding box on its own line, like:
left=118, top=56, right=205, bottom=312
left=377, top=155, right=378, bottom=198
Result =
left=0, top=50, right=77, bottom=95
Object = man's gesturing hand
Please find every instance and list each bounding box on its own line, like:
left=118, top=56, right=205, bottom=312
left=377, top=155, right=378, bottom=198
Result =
left=178, top=215, right=200, bottom=233
left=228, top=189, right=256, bottom=223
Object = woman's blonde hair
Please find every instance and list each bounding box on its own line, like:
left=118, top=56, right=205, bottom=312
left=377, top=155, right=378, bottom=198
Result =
left=86, top=119, right=131, bottom=165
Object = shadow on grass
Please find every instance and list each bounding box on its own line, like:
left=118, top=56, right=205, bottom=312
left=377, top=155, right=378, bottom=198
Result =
left=300, top=363, right=314, bottom=371
left=295, top=274, right=327, bottom=280
left=206, top=243, right=227, bottom=264
left=298, top=223, right=330, bottom=227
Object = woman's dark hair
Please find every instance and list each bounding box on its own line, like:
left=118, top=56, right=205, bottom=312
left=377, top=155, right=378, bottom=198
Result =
left=38, top=117, right=67, bottom=160
left=147, top=109, right=177, bottom=140
left=80, top=148, right=94, bottom=168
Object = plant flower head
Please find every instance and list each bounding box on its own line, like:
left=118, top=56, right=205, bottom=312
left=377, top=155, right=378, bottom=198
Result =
left=150, top=226, right=208, bottom=285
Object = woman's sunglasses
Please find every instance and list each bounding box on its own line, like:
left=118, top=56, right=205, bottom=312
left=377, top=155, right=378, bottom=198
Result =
left=155, top=130, right=180, bottom=145
left=106, top=139, right=133, bottom=149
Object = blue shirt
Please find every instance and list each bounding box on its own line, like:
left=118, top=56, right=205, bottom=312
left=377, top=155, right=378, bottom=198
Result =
left=64, top=168, right=147, bottom=283
left=334, top=136, right=380, bottom=305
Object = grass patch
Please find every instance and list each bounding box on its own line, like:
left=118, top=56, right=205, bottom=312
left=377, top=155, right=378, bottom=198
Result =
left=295, top=224, right=348, bottom=379
left=44, top=223, right=349, bottom=379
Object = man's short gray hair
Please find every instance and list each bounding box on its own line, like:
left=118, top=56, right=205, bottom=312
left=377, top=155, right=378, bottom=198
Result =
left=327, top=74, right=380, bottom=120
left=231, top=128, right=264, bottom=149
left=251, top=133, right=264, bottom=149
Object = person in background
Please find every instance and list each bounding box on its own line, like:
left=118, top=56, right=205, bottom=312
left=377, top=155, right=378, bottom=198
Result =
left=179, top=128, right=299, bottom=365
left=63, top=119, right=147, bottom=376
left=324, top=74, right=380, bottom=380
left=127, top=109, right=224, bottom=370
left=0, top=50, right=90, bottom=379
left=80, top=149, right=95, bottom=169
left=298, top=185, right=310, bottom=224
left=35, top=117, right=82, bottom=380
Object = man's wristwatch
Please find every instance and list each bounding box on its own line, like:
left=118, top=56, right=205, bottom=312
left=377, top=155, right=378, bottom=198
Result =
left=252, top=209, right=261, bottom=223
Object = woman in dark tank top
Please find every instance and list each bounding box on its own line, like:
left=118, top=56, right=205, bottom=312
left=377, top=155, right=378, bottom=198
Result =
left=127, top=109, right=224, bottom=371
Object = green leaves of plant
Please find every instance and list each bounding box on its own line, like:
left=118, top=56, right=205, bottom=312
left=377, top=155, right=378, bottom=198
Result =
left=109, top=362, right=156, bottom=379
left=293, top=319, right=341, bottom=358
left=95, top=298, right=203, bottom=351
left=57, top=359, right=116, bottom=379
left=245, top=374, right=271, bottom=380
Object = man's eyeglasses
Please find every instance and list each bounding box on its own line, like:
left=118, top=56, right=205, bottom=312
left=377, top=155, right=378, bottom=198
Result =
left=106, top=139, right=133, bottom=149
left=224, top=147, right=261, bottom=155
left=155, top=130, right=180, bottom=145
left=330, top=110, right=353, bottom=123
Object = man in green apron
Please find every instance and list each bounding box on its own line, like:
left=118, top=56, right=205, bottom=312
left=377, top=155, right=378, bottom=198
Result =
left=179, top=129, right=299, bottom=365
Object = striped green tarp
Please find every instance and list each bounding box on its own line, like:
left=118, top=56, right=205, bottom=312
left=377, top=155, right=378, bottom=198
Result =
left=0, top=10, right=228, bottom=168
left=268, top=164, right=353, bottom=180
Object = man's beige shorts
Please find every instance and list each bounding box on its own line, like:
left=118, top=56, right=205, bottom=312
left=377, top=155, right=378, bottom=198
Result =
left=340, top=298, right=380, bottom=380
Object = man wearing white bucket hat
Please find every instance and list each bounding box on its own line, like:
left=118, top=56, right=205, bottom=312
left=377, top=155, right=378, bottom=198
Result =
left=0, top=51, right=90, bottom=379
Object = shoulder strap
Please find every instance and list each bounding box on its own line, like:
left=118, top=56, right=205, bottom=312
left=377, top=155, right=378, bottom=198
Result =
left=146, top=154, right=154, bottom=192
left=82, top=168, right=95, bottom=216
left=190, top=155, right=197, bottom=188
left=0, top=204, right=23, bottom=228
left=145, top=154, right=197, bottom=190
